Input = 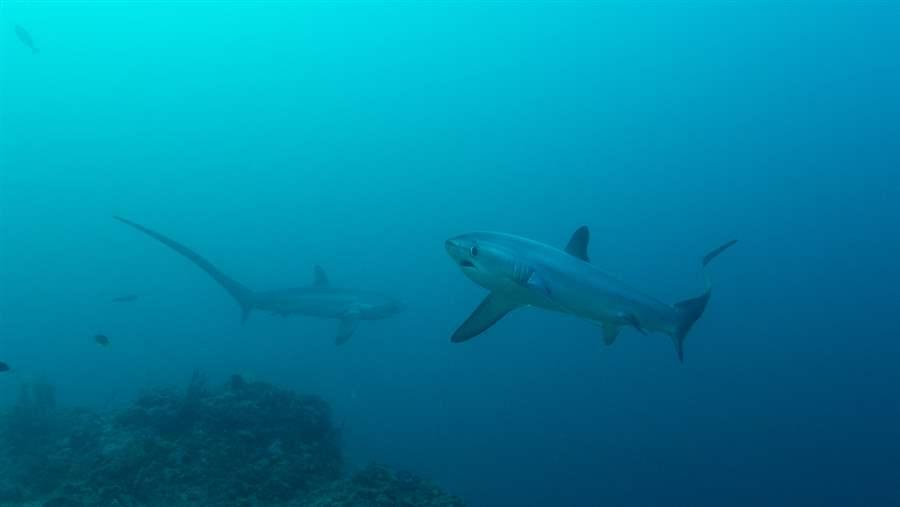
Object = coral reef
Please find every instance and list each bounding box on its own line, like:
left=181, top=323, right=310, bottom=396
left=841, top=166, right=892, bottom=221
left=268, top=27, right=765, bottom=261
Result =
left=0, top=375, right=463, bottom=507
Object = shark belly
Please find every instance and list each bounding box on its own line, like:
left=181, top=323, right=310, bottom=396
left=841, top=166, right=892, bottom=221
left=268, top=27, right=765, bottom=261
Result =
left=257, top=291, right=357, bottom=319
left=527, top=267, right=677, bottom=335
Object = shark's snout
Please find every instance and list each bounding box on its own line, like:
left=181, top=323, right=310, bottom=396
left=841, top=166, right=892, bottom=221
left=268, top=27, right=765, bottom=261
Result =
left=445, top=238, right=476, bottom=269
left=444, top=239, right=461, bottom=259
left=444, top=239, right=459, bottom=254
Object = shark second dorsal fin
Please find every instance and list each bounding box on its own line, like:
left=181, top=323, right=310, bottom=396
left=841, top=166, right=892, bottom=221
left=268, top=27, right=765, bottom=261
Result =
left=565, top=226, right=591, bottom=262
left=313, top=265, right=329, bottom=288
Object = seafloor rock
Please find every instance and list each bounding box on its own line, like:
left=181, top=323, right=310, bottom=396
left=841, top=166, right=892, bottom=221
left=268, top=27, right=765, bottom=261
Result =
left=0, top=375, right=464, bottom=507
left=300, top=463, right=466, bottom=507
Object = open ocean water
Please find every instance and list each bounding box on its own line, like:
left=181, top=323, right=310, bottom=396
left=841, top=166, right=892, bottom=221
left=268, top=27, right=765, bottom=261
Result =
left=1, top=2, right=899, bottom=506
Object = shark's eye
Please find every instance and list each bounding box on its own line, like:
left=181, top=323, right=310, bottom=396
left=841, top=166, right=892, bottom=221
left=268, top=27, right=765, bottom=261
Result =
left=470, top=246, right=479, bottom=257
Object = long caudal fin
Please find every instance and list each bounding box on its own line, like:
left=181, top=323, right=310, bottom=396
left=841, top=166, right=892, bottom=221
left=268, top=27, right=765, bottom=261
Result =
left=114, top=216, right=256, bottom=323
left=671, top=239, right=736, bottom=363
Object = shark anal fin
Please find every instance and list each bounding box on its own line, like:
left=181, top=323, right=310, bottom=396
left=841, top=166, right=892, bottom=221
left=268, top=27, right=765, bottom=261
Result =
left=336, top=316, right=359, bottom=345
left=451, top=293, right=519, bottom=343
left=565, top=226, right=591, bottom=263
left=314, top=265, right=329, bottom=288
left=602, top=323, right=619, bottom=345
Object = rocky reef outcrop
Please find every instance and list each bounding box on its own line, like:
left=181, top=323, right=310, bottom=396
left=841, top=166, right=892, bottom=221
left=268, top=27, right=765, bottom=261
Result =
left=0, top=374, right=463, bottom=507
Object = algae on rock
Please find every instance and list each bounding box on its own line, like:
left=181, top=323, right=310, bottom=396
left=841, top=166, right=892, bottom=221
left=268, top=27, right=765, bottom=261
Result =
left=0, top=375, right=464, bottom=507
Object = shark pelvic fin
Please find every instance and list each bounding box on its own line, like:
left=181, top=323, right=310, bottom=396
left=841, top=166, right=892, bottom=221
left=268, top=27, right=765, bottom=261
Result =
left=313, top=265, right=329, bottom=288
left=336, top=308, right=360, bottom=345
left=336, top=318, right=358, bottom=345
left=602, top=322, right=619, bottom=345
left=565, top=226, right=591, bottom=263
left=620, top=312, right=647, bottom=335
left=451, top=293, right=519, bottom=343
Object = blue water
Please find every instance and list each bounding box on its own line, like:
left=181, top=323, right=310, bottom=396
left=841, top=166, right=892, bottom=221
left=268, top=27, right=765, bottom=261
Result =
left=2, top=2, right=899, bottom=506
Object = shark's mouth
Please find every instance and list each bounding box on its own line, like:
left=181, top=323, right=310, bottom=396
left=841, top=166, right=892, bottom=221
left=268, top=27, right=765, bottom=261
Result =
left=459, top=260, right=476, bottom=269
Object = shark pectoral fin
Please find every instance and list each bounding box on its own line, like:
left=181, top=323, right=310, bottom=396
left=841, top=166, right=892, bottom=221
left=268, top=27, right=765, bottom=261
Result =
left=602, top=323, right=620, bottom=346
left=313, top=265, right=329, bottom=288
left=451, top=293, right=519, bottom=343
left=564, top=225, right=591, bottom=263
left=336, top=316, right=359, bottom=345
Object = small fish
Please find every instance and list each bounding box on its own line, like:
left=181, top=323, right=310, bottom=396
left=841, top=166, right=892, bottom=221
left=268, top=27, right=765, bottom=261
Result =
left=14, top=25, right=39, bottom=54
left=94, top=334, right=110, bottom=347
left=112, top=294, right=138, bottom=303
left=0, top=362, right=10, bottom=373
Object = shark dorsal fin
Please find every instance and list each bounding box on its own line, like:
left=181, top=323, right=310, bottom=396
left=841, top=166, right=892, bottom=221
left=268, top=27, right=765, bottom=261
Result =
left=313, top=265, right=329, bottom=288
left=565, top=226, right=591, bottom=262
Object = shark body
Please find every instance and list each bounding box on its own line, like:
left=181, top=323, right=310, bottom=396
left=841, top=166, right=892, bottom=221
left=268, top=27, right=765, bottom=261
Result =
left=115, top=217, right=404, bottom=344
left=445, top=226, right=735, bottom=361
